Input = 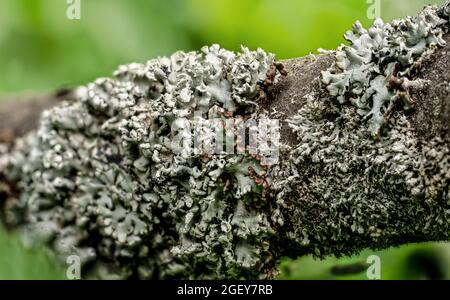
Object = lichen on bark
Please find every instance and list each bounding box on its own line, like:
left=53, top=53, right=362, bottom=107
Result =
left=3, top=45, right=285, bottom=279
left=322, top=5, right=447, bottom=137
left=270, top=3, right=449, bottom=259
left=0, top=4, right=449, bottom=280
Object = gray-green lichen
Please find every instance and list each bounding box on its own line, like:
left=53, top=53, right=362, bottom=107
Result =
left=322, top=5, right=448, bottom=137
left=275, top=94, right=449, bottom=258
left=1, top=4, right=449, bottom=281
left=3, top=45, right=284, bottom=279
left=270, top=4, right=449, bottom=259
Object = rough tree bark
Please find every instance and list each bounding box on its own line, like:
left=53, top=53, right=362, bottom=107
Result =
left=0, top=3, right=448, bottom=279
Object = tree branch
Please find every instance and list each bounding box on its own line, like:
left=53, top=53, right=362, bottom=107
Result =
left=0, top=3, right=448, bottom=279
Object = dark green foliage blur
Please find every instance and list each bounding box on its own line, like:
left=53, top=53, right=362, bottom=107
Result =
left=0, top=0, right=448, bottom=279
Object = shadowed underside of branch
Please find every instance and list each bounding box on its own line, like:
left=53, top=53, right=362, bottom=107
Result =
left=0, top=3, right=449, bottom=279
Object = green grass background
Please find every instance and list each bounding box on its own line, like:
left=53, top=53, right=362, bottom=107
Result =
left=0, top=0, right=448, bottom=279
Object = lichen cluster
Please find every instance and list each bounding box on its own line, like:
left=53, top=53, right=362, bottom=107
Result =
left=1, top=4, right=449, bottom=280
left=4, top=45, right=284, bottom=279
left=322, top=5, right=449, bottom=137
left=275, top=93, right=449, bottom=258
left=270, top=5, right=450, bottom=258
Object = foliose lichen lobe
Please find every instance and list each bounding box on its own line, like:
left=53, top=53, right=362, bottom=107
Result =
left=4, top=45, right=285, bottom=279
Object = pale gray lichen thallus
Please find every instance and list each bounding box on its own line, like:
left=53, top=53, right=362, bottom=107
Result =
left=5, top=44, right=285, bottom=279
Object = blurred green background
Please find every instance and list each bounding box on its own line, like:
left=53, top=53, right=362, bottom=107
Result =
left=0, top=0, right=448, bottom=279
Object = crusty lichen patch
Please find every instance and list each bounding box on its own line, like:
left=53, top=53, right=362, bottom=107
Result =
left=4, top=45, right=285, bottom=279
left=274, top=92, right=449, bottom=258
